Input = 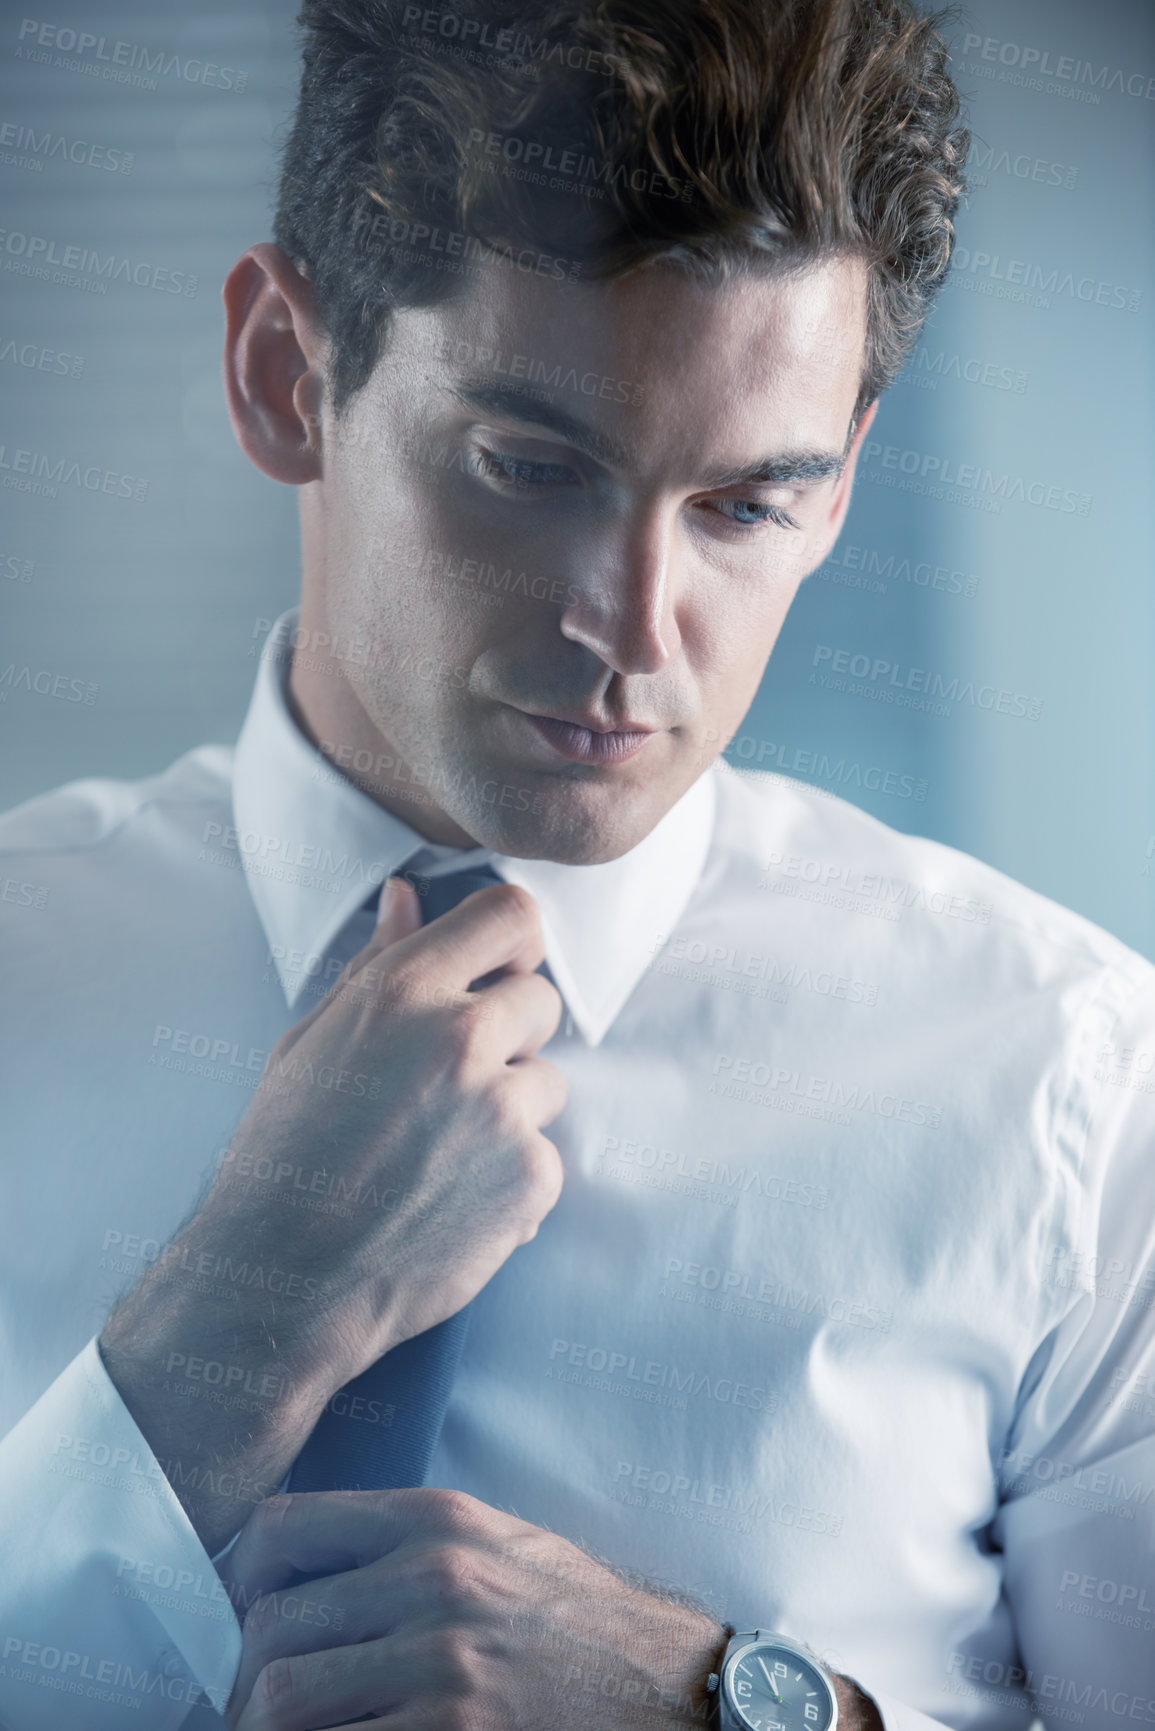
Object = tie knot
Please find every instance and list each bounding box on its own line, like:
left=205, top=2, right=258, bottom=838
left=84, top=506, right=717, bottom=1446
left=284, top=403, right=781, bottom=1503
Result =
left=416, top=862, right=504, bottom=925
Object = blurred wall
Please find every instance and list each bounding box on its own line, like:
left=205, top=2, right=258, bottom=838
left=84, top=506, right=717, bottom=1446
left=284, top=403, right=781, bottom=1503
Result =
left=1, top=0, right=1152, bottom=956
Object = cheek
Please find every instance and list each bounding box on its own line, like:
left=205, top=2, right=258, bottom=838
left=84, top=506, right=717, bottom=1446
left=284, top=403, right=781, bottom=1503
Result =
left=683, top=566, right=798, bottom=684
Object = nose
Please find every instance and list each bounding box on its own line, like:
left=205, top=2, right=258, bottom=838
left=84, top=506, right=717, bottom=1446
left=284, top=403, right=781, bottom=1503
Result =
left=556, top=505, right=681, bottom=677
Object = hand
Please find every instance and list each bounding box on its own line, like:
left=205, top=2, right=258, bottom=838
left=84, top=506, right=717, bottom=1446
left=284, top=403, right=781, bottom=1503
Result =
left=100, top=878, right=568, bottom=1552
left=218, top=1487, right=729, bottom=1730
left=199, top=873, right=568, bottom=1364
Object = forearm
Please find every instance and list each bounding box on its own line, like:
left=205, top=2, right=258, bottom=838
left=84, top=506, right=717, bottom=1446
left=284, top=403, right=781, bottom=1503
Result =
left=98, top=1213, right=342, bottom=1555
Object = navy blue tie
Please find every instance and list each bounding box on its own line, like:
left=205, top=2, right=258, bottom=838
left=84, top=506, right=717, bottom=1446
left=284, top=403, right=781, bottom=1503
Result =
left=288, top=862, right=504, bottom=1493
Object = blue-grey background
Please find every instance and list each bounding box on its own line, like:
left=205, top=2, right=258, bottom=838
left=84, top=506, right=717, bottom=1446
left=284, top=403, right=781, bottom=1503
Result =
left=1, top=0, right=1152, bottom=956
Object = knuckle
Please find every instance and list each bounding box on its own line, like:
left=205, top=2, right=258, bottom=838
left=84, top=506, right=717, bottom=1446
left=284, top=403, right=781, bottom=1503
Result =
left=537, top=1136, right=565, bottom=1205
left=441, top=1008, right=483, bottom=1080
left=486, top=1077, right=527, bottom=1145
left=544, top=1059, right=569, bottom=1108
left=251, top=1653, right=304, bottom=1717
left=512, top=1142, right=562, bottom=1240
left=248, top=1491, right=295, bottom=1552
left=427, top=1484, right=485, bottom=1529
left=425, top=1541, right=483, bottom=1602
left=490, top=880, right=538, bottom=924
left=433, top=1623, right=477, bottom=1678
left=503, top=1122, right=541, bottom=1188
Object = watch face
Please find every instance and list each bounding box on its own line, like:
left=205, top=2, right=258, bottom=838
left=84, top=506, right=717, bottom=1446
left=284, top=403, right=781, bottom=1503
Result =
left=724, top=1643, right=835, bottom=1731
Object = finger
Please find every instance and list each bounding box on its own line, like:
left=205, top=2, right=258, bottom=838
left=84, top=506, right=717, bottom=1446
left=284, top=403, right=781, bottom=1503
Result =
left=374, top=874, right=424, bottom=943
left=263, top=873, right=474, bottom=1044
left=232, top=1635, right=395, bottom=1731
left=350, top=880, right=547, bottom=995
left=506, top=1057, right=569, bottom=1133
left=464, top=966, right=563, bottom=1063
left=228, top=1562, right=393, bottom=1714
left=232, top=1625, right=505, bottom=1731
left=221, top=1488, right=455, bottom=1605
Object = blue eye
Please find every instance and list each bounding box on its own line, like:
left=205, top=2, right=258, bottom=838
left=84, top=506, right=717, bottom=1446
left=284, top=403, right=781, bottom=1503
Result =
left=709, top=498, right=799, bottom=530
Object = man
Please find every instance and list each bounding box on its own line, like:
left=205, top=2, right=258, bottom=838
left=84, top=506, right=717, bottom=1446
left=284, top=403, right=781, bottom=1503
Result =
left=2, top=0, right=1153, bottom=1727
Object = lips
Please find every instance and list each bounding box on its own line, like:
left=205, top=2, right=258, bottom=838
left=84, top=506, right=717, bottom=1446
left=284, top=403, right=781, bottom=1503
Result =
left=520, top=711, right=656, bottom=764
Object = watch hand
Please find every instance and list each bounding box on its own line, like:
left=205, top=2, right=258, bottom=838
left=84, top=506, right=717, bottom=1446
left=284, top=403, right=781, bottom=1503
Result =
left=758, top=1654, right=786, bottom=1696
left=757, top=1657, right=784, bottom=1701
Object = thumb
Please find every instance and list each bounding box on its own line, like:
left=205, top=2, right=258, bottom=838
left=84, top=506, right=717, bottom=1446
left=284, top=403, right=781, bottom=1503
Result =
left=374, top=874, right=423, bottom=946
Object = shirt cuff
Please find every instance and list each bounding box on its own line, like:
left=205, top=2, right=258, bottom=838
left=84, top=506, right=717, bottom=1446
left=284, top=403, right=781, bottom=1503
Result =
left=862, top=1686, right=960, bottom=1731
left=0, top=1335, right=242, bottom=1729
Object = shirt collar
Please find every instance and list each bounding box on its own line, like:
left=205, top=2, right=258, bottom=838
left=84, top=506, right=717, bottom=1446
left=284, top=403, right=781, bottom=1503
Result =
left=232, top=609, right=716, bottom=1047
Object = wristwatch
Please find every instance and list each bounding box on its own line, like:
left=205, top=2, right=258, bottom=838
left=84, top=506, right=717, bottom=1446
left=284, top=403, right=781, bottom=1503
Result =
left=706, top=1628, right=840, bottom=1731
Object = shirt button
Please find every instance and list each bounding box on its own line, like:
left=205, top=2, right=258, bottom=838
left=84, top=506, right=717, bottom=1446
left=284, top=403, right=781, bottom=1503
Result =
left=161, top=1651, right=186, bottom=1678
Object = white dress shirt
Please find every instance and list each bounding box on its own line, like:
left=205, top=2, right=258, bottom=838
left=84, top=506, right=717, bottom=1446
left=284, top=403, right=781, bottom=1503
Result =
left=2, top=608, right=1155, bottom=1731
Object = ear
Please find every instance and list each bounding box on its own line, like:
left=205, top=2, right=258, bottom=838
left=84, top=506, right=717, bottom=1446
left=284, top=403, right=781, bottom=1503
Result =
left=222, top=242, right=328, bottom=486
left=804, top=398, right=880, bottom=571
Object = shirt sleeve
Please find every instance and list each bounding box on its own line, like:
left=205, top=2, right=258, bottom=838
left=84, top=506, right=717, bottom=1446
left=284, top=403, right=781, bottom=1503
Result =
left=859, top=1688, right=962, bottom=1731
left=0, top=1335, right=242, bottom=1729
left=986, top=958, right=1155, bottom=1731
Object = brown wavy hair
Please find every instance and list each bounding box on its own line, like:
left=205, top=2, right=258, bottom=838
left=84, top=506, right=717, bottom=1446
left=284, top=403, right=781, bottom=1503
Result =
left=274, top=0, right=969, bottom=422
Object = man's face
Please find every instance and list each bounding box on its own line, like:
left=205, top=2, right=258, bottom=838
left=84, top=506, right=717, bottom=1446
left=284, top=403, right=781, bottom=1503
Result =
left=300, top=251, right=871, bottom=864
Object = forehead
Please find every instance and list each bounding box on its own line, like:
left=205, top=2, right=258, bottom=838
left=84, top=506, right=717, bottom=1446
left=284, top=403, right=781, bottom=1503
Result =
left=386, top=251, right=868, bottom=460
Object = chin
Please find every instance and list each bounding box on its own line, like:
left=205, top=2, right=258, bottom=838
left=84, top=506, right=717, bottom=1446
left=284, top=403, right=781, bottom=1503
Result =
left=459, top=779, right=662, bottom=866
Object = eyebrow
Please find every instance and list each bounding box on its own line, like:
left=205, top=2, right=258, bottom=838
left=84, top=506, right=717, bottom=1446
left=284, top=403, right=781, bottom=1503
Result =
left=448, top=378, right=848, bottom=489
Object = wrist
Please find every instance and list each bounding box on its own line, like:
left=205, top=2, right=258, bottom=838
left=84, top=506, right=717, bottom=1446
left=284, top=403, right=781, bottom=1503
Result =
left=641, top=1601, right=730, bottom=1727
left=832, top=1672, right=884, bottom=1731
